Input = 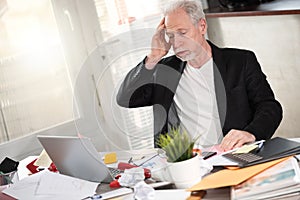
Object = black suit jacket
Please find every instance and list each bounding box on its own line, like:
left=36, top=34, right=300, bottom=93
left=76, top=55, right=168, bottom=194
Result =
left=117, top=41, right=282, bottom=145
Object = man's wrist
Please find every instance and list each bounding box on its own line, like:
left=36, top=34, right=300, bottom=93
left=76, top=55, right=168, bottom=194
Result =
left=145, top=54, right=162, bottom=70
left=244, top=130, right=256, bottom=142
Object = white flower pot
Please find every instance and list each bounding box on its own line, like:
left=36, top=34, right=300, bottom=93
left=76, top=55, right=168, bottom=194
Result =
left=166, top=154, right=203, bottom=189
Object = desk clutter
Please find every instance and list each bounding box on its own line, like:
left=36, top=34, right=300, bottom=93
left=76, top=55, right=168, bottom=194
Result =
left=188, top=137, right=300, bottom=200
left=1, top=136, right=300, bottom=200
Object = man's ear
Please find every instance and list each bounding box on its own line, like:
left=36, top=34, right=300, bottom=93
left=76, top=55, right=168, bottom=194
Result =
left=198, top=18, right=207, bottom=34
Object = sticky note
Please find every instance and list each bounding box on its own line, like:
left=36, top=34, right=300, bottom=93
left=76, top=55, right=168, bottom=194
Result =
left=104, top=152, right=117, bottom=164
left=233, top=144, right=258, bottom=154
left=34, top=149, right=52, bottom=168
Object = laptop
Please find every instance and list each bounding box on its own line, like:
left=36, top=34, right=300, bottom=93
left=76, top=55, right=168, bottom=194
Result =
left=37, top=135, right=119, bottom=183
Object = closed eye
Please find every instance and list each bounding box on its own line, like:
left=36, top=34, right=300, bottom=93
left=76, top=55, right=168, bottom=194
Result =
left=179, top=31, right=187, bottom=36
left=166, top=33, right=174, bottom=39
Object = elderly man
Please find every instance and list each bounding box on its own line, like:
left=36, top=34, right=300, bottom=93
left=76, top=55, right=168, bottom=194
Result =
left=117, top=0, right=282, bottom=151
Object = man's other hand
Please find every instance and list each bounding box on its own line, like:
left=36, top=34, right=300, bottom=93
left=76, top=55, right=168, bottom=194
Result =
left=220, top=129, right=256, bottom=151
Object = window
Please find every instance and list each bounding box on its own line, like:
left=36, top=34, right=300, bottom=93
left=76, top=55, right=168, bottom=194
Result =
left=0, top=0, right=180, bottom=160
left=0, top=0, right=101, bottom=161
left=0, top=0, right=74, bottom=144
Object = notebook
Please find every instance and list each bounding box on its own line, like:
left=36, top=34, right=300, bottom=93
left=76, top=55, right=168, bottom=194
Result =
left=37, top=135, right=120, bottom=183
left=223, top=137, right=300, bottom=167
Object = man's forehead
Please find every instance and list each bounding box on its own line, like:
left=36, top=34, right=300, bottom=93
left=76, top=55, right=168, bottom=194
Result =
left=166, top=28, right=187, bottom=34
left=165, top=9, right=193, bottom=31
left=165, top=20, right=191, bottom=34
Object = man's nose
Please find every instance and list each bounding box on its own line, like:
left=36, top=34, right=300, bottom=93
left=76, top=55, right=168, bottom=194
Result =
left=172, top=35, right=182, bottom=49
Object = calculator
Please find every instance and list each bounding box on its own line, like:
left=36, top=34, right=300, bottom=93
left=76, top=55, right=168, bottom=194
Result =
left=222, top=152, right=263, bottom=166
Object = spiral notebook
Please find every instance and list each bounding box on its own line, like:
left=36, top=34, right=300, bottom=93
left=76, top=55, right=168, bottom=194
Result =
left=223, top=137, right=300, bottom=167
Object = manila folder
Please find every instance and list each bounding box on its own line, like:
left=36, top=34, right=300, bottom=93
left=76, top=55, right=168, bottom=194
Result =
left=187, top=157, right=290, bottom=191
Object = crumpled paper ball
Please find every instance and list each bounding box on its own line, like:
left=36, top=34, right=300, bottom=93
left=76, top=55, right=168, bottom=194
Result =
left=118, top=167, right=145, bottom=187
left=134, top=181, right=155, bottom=200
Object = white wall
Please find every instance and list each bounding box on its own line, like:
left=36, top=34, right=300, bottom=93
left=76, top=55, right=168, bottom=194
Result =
left=207, top=14, right=300, bottom=138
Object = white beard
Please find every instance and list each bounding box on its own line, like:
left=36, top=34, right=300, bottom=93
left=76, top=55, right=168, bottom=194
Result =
left=176, top=51, right=197, bottom=61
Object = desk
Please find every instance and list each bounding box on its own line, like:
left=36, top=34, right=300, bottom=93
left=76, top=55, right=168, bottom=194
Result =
left=95, top=181, right=230, bottom=199
left=95, top=187, right=230, bottom=200
left=1, top=140, right=300, bottom=200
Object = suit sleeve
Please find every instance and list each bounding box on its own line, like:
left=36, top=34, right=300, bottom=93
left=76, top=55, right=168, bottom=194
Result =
left=116, top=57, right=156, bottom=108
left=243, top=51, right=283, bottom=140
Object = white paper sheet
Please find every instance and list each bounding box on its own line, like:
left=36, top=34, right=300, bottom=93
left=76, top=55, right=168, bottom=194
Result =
left=203, top=145, right=239, bottom=166
left=206, top=154, right=239, bottom=166
left=121, top=189, right=191, bottom=200
left=3, top=170, right=99, bottom=200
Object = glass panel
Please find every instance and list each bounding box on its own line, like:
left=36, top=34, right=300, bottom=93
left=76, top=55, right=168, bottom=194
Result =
left=0, top=0, right=74, bottom=143
left=94, top=0, right=169, bottom=40
left=93, top=0, right=173, bottom=149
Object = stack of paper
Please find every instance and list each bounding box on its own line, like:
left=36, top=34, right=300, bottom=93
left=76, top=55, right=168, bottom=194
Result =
left=231, top=157, right=300, bottom=200
left=2, top=170, right=99, bottom=200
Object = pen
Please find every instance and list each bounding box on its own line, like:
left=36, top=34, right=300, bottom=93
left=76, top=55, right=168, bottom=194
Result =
left=255, top=141, right=265, bottom=153
left=91, top=194, right=102, bottom=199
left=82, top=194, right=102, bottom=200
left=252, top=140, right=265, bottom=145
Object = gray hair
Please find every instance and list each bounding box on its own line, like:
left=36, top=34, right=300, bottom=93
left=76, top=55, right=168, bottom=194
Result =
left=163, top=0, right=205, bottom=25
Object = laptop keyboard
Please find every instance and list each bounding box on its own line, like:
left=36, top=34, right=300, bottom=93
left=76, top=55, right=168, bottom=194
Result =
left=108, top=167, right=122, bottom=178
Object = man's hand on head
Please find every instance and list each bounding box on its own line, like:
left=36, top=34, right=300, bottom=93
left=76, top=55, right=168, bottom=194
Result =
left=220, top=129, right=256, bottom=151
left=146, top=18, right=171, bottom=69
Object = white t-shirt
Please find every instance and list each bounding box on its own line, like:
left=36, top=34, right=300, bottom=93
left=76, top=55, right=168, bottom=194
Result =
left=173, top=58, right=223, bottom=148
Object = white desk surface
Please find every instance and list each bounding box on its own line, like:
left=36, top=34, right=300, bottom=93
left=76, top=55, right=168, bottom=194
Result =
left=117, top=188, right=230, bottom=200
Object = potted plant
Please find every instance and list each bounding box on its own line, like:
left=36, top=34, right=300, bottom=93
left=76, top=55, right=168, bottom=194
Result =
left=155, top=127, right=203, bottom=189
left=156, top=127, right=197, bottom=162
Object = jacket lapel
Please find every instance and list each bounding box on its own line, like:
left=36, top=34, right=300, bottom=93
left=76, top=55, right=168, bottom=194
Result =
left=208, top=41, right=227, bottom=129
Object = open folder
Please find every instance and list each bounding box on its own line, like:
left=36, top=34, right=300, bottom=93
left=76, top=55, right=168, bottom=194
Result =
left=222, top=137, right=300, bottom=167
left=187, top=157, right=290, bottom=191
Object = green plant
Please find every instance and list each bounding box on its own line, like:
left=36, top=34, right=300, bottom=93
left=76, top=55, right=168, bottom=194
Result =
left=155, top=127, right=199, bottom=163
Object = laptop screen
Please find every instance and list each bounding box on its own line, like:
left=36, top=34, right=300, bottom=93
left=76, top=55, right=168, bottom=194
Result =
left=37, top=135, right=113, bottom=183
